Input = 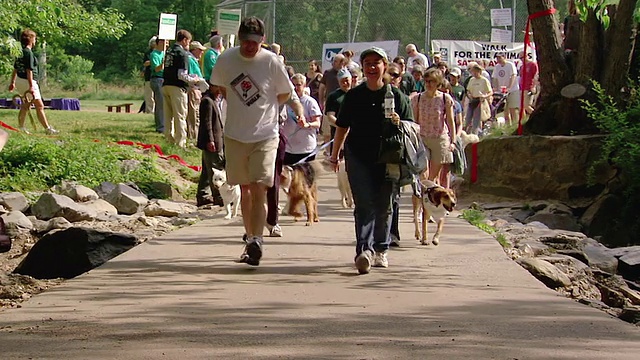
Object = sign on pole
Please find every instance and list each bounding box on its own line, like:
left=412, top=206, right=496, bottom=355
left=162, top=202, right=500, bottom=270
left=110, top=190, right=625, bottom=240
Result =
left=217, top=9, right=242, bottom=35
left=491, top=29, right=513, bottom=43
left=158, top=13, right=177, bottom=40
left=490, top=8, right=513, bottom=27
left=321, top=41, right=399, bottom=72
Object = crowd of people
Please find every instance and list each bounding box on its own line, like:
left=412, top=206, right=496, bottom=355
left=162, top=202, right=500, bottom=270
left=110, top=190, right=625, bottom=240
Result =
left=134, top=15, right=542, bottom=274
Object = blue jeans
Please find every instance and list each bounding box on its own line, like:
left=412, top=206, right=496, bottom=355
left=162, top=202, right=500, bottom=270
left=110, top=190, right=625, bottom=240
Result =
left=345, top=147, right=396, bottom=256
left=150, top=77, right=164, bottom=133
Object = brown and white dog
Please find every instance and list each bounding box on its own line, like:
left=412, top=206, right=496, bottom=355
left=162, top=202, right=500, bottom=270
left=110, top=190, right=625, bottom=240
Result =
left=280, top=160, right=325, bottom=226
left=411, top=180, right=457, bottom=246
left=337, top=159, right=353, bottom=208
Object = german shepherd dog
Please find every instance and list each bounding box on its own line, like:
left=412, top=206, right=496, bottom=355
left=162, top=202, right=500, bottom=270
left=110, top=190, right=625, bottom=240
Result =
left=411, top=180, right=457, bottom=246
left=280, top=160, right=325, bottom=226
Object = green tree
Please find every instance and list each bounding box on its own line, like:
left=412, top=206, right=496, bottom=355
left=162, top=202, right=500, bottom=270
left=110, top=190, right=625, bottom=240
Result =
left=0, top=0, right=130, bottom=78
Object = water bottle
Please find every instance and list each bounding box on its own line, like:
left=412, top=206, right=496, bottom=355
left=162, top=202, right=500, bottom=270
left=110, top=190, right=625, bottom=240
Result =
left=384, top=84, right=395, bottom=119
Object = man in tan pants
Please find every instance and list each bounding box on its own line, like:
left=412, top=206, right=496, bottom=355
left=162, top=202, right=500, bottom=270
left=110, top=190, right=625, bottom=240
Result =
left=162, top=30, right=201, bottom=148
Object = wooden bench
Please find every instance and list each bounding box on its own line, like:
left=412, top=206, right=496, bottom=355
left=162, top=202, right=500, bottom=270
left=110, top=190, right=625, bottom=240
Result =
left=106, top=103, right=134, bottom=113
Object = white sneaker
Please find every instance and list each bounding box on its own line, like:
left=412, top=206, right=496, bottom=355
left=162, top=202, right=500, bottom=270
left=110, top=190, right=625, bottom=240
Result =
left=355, top=250, right=373, bottom=274
left=19, top=127, right=31, bottom=135
left=267, top=224, right=283, bottom=237
left=45, top=127, right=59, bottom=135
left=373, top=251, right=389, bottom=268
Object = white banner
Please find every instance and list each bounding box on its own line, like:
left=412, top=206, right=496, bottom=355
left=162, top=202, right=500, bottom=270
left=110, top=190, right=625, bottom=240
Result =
left=158, top=13, right=177, bottom=40
left=490, top=8, right=513, bottom=27
left=217, top=9, right=242, bottom=35
left=491, top=29, right=512, bottom=43
left=321, top=41, right=399, bottom=72
left=431, top=40, right=535, bottom=69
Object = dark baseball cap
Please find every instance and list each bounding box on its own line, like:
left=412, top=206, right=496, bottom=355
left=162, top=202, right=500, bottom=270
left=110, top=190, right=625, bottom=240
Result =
left=238, top=16, right=265, bottom=42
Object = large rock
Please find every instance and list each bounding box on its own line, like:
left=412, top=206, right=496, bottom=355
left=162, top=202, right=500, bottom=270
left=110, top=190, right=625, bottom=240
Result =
left=582, top=244, right=618, bottom=274
left=31, top=193, right=97, bottom=222
left=619, top=250, right=640, bottom=281
left=13, top=227, right=138, bottom=279
left=149, top=182, right=185, bottom=202
left=103, top=184, right=148, bottom=215
left=517, top=257, right=572, bottom=289
left=580, top=194, right=624, bottom=240
left=144, top=199, right=197, bottom=217
left=0, top=211, right=33, bottom=237
left=468, top=135, right=614, bottom=200
left=83, top=199, right=118, bottom=217
left=0, top=192, right=29, bottom=212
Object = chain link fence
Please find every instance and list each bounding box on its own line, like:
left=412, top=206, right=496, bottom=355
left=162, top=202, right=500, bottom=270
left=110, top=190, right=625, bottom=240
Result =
left=218, top=0, right=534, bottom=73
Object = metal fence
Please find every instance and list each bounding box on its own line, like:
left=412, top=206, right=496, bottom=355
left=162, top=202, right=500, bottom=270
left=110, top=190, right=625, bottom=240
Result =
left=217, top=0, right=531, bottom=73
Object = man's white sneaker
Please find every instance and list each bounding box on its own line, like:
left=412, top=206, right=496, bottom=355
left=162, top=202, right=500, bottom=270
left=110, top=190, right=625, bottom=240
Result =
left=373, top=251, right=389, bottom=268
left=268, top=223, right=283, bottom=237
left=355, top=250, right=373, bottom=274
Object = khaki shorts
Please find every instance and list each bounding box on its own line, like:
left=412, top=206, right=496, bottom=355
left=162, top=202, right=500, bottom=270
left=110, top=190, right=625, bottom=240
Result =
left=422, top=134, right=453, bottom=165
left=506, top=90, right=533, bottom=109
left=224, top=136, right=279, bottom=186
left=15, top=77, right=42, bottom=100
left=321, top=115, right=332, bottom=137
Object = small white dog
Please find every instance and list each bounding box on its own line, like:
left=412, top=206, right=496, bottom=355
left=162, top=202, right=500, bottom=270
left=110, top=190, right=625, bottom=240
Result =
left=337, top=159, right=353, bottom=208
left=211, top=168, right=241, bottom=219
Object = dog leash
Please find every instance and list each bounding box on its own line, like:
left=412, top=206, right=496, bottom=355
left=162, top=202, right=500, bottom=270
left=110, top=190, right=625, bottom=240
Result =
left=292, top=139, right=334, bottom=166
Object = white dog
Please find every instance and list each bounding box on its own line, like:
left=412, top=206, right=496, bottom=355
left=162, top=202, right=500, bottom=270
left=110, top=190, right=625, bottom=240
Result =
left=337, top=160, right=353, bottom=208
left=211, top=168, right=241, bottom=219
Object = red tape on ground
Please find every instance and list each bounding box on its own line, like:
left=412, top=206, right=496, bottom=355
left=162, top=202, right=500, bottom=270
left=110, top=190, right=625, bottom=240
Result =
left=116, top=140, right=201, bottom=172
left=0, top=121, right=19, bottom=132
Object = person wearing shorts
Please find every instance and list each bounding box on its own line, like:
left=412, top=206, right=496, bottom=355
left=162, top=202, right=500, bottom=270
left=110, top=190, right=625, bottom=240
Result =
left=8, top=29, right=58, bottom=135
left=210, top=16, right=293, bottom=266
left=411, top=67, right=456, bottom=188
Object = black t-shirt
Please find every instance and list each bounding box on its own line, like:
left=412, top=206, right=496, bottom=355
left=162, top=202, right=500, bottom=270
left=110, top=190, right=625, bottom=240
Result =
left=399, top=73, right=415, bottom=96
left=142, top=49, right=152, bottom=81
left=14, top=47, right=38, bottom=79
left=163, top=43, right=190, bottom=89
left=336, top=83, right=413, bottom=164
left=325, top=88, right=347, bottom=115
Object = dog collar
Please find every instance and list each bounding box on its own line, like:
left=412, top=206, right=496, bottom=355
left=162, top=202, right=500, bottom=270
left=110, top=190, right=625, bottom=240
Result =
left=426, top=186, right=438, bottom=205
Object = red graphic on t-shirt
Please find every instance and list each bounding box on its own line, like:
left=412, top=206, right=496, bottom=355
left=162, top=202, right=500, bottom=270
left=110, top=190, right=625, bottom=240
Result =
left=241, top=80, right=252, bottom=97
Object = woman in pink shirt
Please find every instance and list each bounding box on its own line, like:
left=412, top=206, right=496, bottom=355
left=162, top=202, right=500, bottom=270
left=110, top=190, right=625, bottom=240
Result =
left=411, top=68, right=456, bottom=188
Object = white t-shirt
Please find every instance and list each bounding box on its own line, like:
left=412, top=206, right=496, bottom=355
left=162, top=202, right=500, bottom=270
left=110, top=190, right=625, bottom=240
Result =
left=407, top=52, right=430, bottom=71
left=493, top=61, right=517, bottom=90
left=282, top=94, right=322, bottom=154
left=210, top=47, right=293, bottom=143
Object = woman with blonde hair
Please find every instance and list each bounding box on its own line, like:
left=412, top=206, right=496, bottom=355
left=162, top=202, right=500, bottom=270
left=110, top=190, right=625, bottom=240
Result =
left=8, top=29, right=58, bottom=135
left=412, top=68, right=456, bottom=188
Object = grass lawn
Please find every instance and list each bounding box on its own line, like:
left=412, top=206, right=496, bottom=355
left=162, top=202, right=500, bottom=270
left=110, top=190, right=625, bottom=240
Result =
left=0, top=105, right=202, bottom=176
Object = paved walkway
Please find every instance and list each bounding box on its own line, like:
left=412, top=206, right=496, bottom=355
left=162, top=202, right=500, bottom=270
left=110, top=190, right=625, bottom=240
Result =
left=0, top=174, right=638, bottom=359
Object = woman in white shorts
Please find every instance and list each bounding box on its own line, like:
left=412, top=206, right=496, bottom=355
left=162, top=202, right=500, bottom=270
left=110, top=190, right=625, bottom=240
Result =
left=8, top=29, right=58, bottom=135
left=411, top=67, right=456, bottom=188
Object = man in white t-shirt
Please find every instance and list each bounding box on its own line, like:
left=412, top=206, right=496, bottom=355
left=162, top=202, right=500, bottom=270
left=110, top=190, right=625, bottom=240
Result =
left=405, top=44, right=430, bottom=72
left=210, top=16, right=293, bottom=266
left=492, top=52, right=517, bottom=125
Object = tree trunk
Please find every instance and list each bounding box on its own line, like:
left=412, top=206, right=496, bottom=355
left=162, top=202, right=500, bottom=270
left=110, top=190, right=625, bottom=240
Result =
left=601, top=0, right=638, bottom=100
left=574, top=8, right=602, bottom=85
left=523, top=0, right=573, bottom=135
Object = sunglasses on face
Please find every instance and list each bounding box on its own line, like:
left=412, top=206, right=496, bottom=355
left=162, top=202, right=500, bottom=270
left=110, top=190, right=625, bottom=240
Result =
left=389, top=72, right=401, bottom=78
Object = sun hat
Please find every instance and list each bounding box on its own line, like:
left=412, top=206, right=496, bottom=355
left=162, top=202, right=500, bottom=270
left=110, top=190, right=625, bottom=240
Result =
left=360, top=47, right=388, bottom=63
left=449, top=67, right=462, bottom=77
left=189, top=41, right=207, bottom=51
left=337, top=68, right=351, bottom=80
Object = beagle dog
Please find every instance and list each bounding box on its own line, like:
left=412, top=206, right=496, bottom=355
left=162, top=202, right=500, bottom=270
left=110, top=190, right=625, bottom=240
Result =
left=411, top=179, right=457, bottom=246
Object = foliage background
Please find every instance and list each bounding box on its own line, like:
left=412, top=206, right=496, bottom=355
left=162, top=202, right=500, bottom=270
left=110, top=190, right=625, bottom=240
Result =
left=0, top=0, right=571, bottom=84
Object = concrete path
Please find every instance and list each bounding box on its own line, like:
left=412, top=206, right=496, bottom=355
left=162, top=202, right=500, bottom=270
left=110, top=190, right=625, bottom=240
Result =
left=0, top=174, right=638, bottom=359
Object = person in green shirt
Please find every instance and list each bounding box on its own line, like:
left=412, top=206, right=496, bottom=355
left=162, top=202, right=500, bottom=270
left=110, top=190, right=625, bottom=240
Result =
left=8, top=29, right=58, bottom=135
left=186, top=41, right=207, bottom=140
left=202, top=35, right=223, bottom=83
left=149, top=38, right=166, bottom=133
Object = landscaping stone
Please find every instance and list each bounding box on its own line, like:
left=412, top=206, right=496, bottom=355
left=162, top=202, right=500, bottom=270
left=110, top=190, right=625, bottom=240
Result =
left=31, top=193, right=97, bottom=222
left=619, top=250, right=640, bottom=281
left=516, top=257, right=572, bottom=289
left=103, top=183, right=148, bottom=215
left=144, top=199, right=197, bottom=217
left=0, top=192, right=29, bottom=212
left=13, top=227, right=138, bottom=279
